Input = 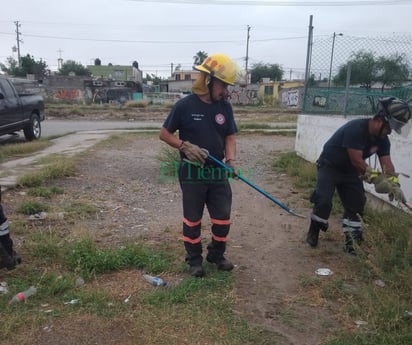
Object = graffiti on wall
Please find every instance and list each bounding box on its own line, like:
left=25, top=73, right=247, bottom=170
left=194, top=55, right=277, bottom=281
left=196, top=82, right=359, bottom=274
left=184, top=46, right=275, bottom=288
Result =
left=52, top=89, right=83, bottom=101
left=279, top=87, right=303, bottom=108
left=229, top=86, right=258, bottom=105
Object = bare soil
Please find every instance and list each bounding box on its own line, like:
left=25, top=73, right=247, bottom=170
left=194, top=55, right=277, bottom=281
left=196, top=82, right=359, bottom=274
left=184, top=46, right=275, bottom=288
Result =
left=3, top=122, right=355, bottom=344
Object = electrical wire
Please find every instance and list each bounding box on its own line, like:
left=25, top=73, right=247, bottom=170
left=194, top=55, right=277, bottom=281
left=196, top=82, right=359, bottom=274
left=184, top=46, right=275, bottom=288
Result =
left=127, top=0, right=412, bottom=6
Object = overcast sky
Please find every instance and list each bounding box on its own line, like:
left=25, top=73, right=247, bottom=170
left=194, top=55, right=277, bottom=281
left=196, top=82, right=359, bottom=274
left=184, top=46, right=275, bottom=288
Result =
left=1, top=0, right=412, bottom=79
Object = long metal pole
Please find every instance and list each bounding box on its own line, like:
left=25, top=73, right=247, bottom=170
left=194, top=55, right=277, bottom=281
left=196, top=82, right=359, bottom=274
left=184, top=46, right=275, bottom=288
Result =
left=303, top=15, right=313, bottom=110
left=328, top=32, right=336, bottom=89
left=245, top=25, right=250, bottom=86
left=14, top=21, right=22, bottom=67
left=205, top=153, right=306, bottom=218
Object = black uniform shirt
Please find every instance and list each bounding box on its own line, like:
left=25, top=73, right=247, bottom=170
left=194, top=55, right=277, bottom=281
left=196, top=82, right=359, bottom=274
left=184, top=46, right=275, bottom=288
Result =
left=163, top=94, right=237, bottom=161
left=320, top=118, right=390, bottom=173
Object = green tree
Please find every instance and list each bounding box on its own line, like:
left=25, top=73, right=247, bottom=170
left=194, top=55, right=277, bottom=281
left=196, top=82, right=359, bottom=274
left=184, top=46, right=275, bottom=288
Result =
left=334, top=51, right=377, bottom=90
left=59, top=60, right=90, bottom=76
left=193, top=51, right=208, bottom=66
left=334, top=51, right=410, bottom=91
left=143, top=73, right=162, bottom=84
left=1, top=55, right=47, bottom=78
left=376, top=53, right=410, bottom=92
left=94, top=58, right=101, bottom=66
left=250, top=63, right=283, bottom=83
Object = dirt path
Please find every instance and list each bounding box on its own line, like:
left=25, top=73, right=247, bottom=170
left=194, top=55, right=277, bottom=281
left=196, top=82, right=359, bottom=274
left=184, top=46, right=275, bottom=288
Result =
left=6, top=132, right=350, bottom=344
left=58, top=133, right=346, bottom=344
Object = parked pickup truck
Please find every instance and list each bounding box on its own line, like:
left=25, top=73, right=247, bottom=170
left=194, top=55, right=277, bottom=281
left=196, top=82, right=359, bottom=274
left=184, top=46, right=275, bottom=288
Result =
left=0, top=76, right=45, bottom=141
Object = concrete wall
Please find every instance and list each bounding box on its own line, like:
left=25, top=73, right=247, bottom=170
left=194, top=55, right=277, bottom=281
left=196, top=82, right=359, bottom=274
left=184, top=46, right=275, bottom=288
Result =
left=295, top=114, right=412, bottom=207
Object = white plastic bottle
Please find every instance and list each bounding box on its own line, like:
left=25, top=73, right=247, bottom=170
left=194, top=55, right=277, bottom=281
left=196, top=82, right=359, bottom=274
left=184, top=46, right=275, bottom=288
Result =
left=143, top=274, right=167, bottom=287
left=8, top=286, right=37, bottom=304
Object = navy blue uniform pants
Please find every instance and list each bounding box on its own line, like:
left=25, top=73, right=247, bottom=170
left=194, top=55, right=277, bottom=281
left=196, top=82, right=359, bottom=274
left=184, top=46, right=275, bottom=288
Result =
left=311, top=159, right=366, bottom=233
left=178, top=162, right=232, bottom=266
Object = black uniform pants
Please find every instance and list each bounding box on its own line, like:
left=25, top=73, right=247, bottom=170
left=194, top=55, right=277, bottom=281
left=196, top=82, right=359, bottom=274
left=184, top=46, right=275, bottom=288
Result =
left=310, top=159, right=366, bottom=233
left=178, top=162, right=232, bottom=266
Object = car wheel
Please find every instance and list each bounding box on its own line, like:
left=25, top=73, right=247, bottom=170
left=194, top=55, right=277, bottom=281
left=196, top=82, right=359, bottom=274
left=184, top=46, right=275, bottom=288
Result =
left=23, top=114, right=41, bottom=141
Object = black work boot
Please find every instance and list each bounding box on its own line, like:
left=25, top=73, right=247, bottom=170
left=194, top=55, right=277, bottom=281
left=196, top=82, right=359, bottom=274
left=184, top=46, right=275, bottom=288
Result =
left=206, top=240, right=234, bottom=271
left=306, top=220, right=328, bottom=247
left=207, top=256, right=234, bottom=271
left=306, top=221, right=320, bottom=247
left=344, top=231, right=362, bottom=255
left=0, top=235, right=21, bottom=270
left=184, top=242, right=204, bottom=277
left=189, top=265, right=204, bottom=277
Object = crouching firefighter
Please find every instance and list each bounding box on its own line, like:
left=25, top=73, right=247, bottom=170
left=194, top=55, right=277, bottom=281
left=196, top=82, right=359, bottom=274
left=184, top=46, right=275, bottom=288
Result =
left=0, top=188, right=21, bottom=270
left=306, top=97, right=411, bottom=254
left=159, top=53, right=238, bottom=276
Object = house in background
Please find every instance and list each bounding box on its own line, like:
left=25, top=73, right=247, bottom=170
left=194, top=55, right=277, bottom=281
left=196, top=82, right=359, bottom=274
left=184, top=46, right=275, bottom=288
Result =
left=165, top=69, right=200, bottom=93
left=87, top=64, right=143, bottom=83
left=258, top=78, right=304, bottom=107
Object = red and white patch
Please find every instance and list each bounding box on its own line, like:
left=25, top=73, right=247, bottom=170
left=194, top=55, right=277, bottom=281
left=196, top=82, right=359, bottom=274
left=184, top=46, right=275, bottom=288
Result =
left=215, top=113, right=225, bottom=125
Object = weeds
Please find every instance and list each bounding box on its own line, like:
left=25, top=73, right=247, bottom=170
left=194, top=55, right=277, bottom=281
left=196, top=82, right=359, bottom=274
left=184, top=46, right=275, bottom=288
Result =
left=274, top=151, right=412, bottom=345
left=16, top=157, right=76, bottom=187
left=17, top=200, right=49, bottom=215
left=0, top=140, right=51, bottom=163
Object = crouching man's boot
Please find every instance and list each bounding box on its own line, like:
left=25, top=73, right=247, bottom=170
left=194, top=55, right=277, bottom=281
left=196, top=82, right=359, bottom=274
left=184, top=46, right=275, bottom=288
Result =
left=0, top=234, right=21, bottom=270
left=306, top=219, right=328, bottom=247
left=343, top=230, right=363, bottom=255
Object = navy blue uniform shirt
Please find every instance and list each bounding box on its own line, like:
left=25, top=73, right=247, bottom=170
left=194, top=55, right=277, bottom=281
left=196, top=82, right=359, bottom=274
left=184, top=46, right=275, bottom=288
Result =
left=320, top=118, right=390, bottom=173
left=163, top=94, right=237, bottom=161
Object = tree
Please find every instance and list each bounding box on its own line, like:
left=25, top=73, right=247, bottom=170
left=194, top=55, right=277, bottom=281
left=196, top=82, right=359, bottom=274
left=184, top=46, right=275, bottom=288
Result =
left=334, top=50, right=410, bottom=91
left=94, top=58, right=101, bottom=66
left=59, top=60, right=90, bottom=76
left=334, top=51, right=377, bottom=90
left=132, top=61, right=139, bottom=69
left=250, top=63, right=283, bottom=83
left=193, top=51, right=208, bottom=66
left=1, top=55, right=47, bottom=78
left=376, top=53, right=410, bottom=92
left=143, top=73, right=162, bottom=84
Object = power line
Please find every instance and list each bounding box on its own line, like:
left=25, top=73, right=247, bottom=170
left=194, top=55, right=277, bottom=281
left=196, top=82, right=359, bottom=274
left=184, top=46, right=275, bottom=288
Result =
left=0, top=31, right=308, bottom=44
left=128, top=0, right=412, bottom=6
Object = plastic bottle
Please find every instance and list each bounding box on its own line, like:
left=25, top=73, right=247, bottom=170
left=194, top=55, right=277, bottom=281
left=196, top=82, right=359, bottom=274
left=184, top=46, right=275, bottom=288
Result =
left=143, top=274, right=167, bottom=287
left=8, top=286, right=37, bottom=304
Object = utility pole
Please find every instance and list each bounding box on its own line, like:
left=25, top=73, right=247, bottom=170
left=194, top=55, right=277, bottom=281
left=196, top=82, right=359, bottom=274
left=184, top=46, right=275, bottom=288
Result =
left=14, top=21, right=23, bottom=67
left=328, top=32, right=343, bottom=89
left=245, top=25, right=251, bottom=87
left=57, top=49, right=64, bottom=70
left=303, top=15, right=314, bottom=107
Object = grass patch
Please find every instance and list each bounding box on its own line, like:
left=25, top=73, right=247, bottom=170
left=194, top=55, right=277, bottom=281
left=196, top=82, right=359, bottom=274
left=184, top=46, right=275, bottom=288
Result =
left=64, top=239, right=177, bottom=279
left=157, top=146, right=180, bottom=182
left=274, top=152, right=412, bottom=345
left=0, top=140, right=51, bottom=163
left=17, top=200, right=49, bottom=215
left=16, top=157, right=76, bottom=187
left=238, top=122, right=272, bottom=130
left=28, top=185, right=64, bottom=198
left=63, top=202, right=99, bottom=218
left=1, top=227, right=275, bottom=344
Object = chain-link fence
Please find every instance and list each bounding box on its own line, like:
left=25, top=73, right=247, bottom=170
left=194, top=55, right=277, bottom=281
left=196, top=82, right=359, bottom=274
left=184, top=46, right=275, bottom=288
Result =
left=303, top=34, right=412, bottom=115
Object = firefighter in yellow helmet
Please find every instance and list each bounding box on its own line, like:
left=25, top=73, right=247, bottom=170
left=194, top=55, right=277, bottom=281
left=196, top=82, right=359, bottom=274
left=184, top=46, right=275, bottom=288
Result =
left=160, top=53, right=238, bottom=277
